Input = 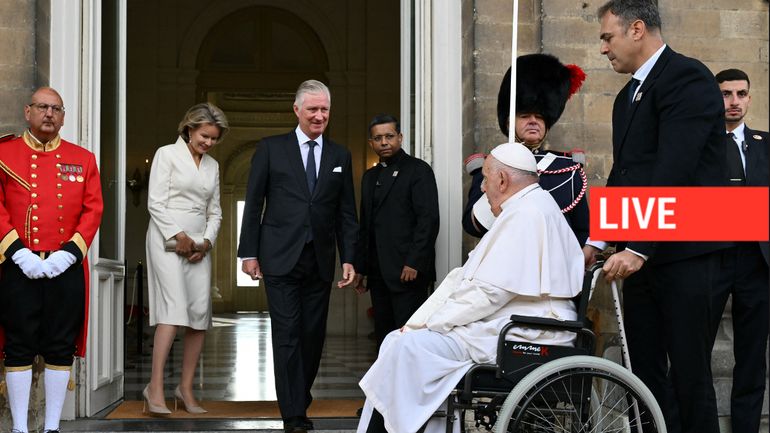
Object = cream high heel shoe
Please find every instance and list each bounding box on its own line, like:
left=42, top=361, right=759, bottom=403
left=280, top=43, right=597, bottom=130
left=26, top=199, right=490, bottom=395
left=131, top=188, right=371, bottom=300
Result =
left=142, top=384, right=171, bottom=415
left=174, top=385, right=208, bottom=414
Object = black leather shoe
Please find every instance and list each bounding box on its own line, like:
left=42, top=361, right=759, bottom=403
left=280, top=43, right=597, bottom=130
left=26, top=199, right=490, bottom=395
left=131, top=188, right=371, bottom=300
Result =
left=283, top=416, right=308, bottom=433
left=301, top=416, right=314, bottom=430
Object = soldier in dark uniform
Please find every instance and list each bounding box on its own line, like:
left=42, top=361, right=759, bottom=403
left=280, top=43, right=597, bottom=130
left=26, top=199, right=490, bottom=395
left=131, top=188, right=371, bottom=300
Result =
left=0, top=87, right=103, bottom=433
left=463, top=54, right=589, bottom=245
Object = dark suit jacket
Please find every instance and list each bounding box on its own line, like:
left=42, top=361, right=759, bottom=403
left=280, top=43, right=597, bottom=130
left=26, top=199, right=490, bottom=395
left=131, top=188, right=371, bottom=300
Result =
left=237, top=130, right=358, bottom=282
left=743, top=125, right=770, bottom=265
left=607, top=46, right=728, bottom=264
left=355, top=150, right=439, bottom=291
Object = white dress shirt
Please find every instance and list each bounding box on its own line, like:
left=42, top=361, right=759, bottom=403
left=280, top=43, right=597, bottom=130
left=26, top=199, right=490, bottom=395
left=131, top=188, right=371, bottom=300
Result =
left=295, top=126, right=323, bottom=176
left=728, top=122, right=747, bottom=171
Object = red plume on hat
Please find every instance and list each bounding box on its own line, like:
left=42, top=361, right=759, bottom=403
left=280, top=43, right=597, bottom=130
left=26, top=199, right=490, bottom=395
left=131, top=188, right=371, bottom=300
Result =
left=497, top=54, right=587, bottom=136
left=565, top=64, right=586, bottom=99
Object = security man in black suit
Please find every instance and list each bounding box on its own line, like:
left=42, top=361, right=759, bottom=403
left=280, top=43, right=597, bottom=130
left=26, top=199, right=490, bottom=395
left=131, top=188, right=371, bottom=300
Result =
left=709, top=68, right=769, bottom=433
left=584, top=2, right=729, bottom=432
left=238, top=80, right=358, bottom=433
left=353, top=114, right=439, bottom=347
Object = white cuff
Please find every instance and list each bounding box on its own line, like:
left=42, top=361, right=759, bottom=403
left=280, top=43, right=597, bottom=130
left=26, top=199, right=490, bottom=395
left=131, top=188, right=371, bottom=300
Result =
left=624, top=247, right=649, bottom=262
left=585, top=239, right=607, bottom=251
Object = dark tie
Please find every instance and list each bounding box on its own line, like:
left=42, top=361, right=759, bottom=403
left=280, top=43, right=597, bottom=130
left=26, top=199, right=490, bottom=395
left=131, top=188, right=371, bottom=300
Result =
left=305, top=140, right=318, bottom=243
left=725, top=132, right=745, bottom=185
left=628, top=78, right=641, bottom=105
left=306, top=140, right=318, bottom=193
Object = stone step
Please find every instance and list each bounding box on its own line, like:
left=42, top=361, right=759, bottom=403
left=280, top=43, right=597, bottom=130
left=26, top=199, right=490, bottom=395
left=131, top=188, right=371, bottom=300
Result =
left=60, top=418, right=359, bottom=432
left=56, top=412, right=770, bottom=433
left=62, top=429, right=356, bottom=433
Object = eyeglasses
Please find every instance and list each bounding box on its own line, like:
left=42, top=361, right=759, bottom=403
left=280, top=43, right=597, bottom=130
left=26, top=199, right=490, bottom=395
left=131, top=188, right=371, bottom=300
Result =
left=370, top=133, right=398, bottom=143
left=28, top=103, right=65, bottom=115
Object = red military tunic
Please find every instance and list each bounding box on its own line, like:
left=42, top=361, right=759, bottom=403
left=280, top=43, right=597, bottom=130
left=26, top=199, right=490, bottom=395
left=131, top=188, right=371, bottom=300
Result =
left=0, top=131, right=103, bottom=358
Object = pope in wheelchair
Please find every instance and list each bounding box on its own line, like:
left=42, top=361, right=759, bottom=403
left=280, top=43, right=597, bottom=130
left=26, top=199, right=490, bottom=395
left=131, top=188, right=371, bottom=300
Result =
left=356, top=142, right=585, bottom=433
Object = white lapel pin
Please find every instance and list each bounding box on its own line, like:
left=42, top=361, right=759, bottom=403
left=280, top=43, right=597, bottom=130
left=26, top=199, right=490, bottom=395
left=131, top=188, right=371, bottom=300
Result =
left=753, top=134, right=763, bottom=140
left=392, top=171, right=399, bottom=177
left=635, top=92, right=643, bottom=102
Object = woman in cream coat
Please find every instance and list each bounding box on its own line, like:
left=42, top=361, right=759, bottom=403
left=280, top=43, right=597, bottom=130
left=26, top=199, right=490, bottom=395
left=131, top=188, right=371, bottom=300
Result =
left=144, top=103, right=228, bottom=415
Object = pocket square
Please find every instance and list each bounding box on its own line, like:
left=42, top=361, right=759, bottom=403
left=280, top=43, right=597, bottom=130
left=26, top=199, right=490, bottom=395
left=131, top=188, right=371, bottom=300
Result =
left=333, top=166, right=342, bottom=173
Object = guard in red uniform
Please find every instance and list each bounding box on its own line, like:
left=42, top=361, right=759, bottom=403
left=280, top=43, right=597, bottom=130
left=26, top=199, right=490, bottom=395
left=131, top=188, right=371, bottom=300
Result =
left=0, top=87, right=103, bottom=433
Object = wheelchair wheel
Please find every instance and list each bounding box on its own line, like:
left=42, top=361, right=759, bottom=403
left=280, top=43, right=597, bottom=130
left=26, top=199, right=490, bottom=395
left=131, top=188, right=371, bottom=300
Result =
left=494, top=356, right=666, bottom=433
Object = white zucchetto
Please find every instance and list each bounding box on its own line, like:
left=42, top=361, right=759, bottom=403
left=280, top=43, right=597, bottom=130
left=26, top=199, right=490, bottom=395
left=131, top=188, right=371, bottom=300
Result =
left=489, top=142, right=538, bottom=173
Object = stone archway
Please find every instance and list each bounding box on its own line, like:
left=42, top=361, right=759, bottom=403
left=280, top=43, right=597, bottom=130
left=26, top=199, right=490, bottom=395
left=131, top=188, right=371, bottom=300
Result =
left=177, top=0, right=344, bottom=75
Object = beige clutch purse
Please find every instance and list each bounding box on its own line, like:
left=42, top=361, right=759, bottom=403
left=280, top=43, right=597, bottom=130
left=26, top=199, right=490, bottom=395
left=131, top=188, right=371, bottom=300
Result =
left=164, top=237, right=207, bottom=252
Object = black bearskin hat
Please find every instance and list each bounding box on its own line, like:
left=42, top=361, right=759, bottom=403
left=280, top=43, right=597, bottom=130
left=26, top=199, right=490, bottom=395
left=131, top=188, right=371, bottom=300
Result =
left=497, top=54, right=585, bottom=136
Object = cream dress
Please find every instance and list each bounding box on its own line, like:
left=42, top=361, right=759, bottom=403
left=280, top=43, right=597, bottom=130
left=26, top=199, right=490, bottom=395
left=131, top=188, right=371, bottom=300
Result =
left=146, top=137, right=222, bottom=330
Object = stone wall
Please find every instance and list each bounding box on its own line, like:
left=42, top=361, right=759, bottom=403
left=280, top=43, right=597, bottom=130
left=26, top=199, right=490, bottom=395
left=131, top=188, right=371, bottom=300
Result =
left=35, top=0, right=50, bottom=87
left=0, top=0, right=36, bottom=135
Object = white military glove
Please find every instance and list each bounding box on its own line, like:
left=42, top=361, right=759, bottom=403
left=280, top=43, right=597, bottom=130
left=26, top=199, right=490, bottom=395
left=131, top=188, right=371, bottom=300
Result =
left=44, top=250, right=77, bottom=278
left=11, top=248, right=47, bottom=279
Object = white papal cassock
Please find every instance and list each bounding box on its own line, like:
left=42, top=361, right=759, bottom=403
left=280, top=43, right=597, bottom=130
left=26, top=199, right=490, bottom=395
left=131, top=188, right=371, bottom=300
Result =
left=357, top=183, right=584, bottom=433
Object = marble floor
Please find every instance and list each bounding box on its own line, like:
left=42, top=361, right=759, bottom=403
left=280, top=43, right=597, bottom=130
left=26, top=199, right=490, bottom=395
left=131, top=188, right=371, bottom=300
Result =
left=124, top=313, right=378, bottom=402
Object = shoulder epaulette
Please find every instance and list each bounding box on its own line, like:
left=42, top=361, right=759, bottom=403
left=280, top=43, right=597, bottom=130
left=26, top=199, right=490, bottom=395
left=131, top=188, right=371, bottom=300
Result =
left=0, top=133, right=15, bottom=144
left=570, top=148, right=586, bottom=165
left=538, top=147, right=587, bottom=165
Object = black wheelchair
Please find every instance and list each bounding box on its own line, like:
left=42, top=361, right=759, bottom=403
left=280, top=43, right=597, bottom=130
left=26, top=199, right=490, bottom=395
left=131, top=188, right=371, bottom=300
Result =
left=440, top=263, right=666, bottom=433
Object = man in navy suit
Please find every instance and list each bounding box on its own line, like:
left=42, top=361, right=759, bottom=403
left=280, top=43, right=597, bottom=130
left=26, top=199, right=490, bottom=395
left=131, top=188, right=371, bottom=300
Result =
left=584, top=2, right=728, bottom=432
left=353, top=114, right=440, bottom=347
left=238, top=80, right=358, bottom=433
left=709, top=68, right=769, bottom=433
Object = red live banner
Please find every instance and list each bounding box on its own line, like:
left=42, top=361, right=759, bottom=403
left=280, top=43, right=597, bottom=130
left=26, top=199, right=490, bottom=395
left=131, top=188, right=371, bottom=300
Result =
left=589, top=187, right=769, bottom=241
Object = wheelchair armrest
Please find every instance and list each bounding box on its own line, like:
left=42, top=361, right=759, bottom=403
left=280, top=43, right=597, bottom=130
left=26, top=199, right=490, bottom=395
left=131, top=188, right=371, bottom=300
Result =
left=507, top=315, right=585, bottom=331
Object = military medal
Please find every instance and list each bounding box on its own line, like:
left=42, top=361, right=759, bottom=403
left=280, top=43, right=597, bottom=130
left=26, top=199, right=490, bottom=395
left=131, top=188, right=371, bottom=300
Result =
left=58, top=164, right=83, bottom=182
